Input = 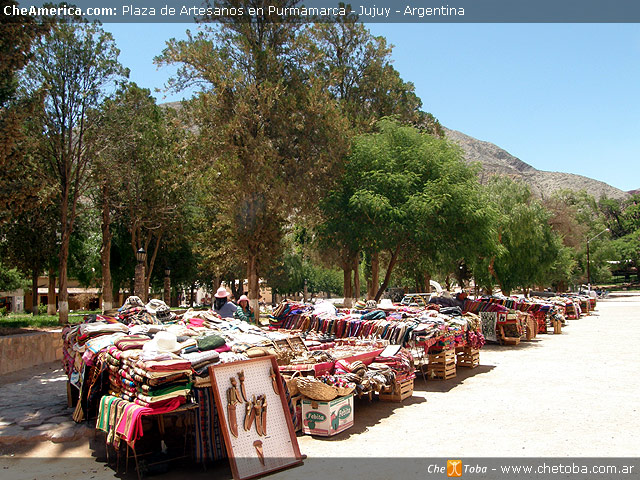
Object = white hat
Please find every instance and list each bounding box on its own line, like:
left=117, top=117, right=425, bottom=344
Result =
left=144, top=331, right=181, bottom=353
left=214, top=287, right=229, bottom=299
left=378, top=299, right=394, bottom=309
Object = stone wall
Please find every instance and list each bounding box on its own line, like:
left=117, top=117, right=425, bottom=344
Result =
left=0, top=330, right=63, bottom=375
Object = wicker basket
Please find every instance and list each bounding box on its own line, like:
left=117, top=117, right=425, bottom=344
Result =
left=283, top=371, right=300, bottom=397
left=296, top=377, right=338, bottom=401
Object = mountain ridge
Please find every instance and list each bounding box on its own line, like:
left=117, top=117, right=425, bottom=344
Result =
left=444, top=127, right=629, bottom=200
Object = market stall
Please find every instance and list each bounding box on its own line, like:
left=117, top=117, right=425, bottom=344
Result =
left=61, top=296, right=306, bottom=479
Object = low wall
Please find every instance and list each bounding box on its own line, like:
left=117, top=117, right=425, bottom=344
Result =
left=0, top=330, right=63, bottom=375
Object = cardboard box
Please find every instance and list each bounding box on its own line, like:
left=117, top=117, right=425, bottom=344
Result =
left=301, top=393, right=354, bottom=436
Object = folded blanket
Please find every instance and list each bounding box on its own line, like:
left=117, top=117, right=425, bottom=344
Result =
left=138, top=381, right=192, bottom=397
left=133, top=366, right=192, bottom=380
left=136, top=388, right=191, bottom=405
left=196, top=334, right=225, bottom=351
left=134, top=396, right=186, bottom=410
left=181, top=350, right=219, bottom=366
left=137, top=358, right=191, bottom=372
left=115, top=335, right=151, bottom=351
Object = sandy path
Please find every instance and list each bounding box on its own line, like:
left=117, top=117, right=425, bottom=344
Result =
left=1, top=297, right=638, bottom=479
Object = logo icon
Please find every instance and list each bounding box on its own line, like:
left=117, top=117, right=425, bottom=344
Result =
left=337, top=405, right=352, bottom=419
left=447, top=460, right=462, bottom=477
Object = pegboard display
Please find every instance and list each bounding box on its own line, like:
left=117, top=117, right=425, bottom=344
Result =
left=209, top=356, right=303, bottom=480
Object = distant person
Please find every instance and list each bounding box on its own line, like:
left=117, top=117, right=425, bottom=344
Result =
left=213, top=286, right=236, bottom=318
left=234, top=294, right=255, bottom=324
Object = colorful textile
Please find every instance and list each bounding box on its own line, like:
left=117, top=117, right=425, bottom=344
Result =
left=115, top=335, right=151, bottom=351
left=192, top=387, right=227, bottom=462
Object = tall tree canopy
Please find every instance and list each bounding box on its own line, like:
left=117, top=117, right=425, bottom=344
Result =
left=157, top=1, right=349, bottom=315
left=22, top=20, right=127, bottom=322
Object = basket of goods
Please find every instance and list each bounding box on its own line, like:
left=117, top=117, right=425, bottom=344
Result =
left=296, top=376, right=338, bottom=401
left=319, top=374, right=356, bottom=396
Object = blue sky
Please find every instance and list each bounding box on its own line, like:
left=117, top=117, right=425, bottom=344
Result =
left=104, top=23, right=640, bottom=192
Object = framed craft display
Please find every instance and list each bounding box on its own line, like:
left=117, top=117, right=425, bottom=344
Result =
left=209, top=356, right=303, bottom=480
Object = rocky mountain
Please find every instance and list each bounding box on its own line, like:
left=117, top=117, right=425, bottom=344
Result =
left=444, top=127, right=629, bottom=200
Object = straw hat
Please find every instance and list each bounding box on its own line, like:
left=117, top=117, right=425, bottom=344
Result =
left=214, top=287, right=229, bottom=299
left=144, top=331, right=181, bottom=353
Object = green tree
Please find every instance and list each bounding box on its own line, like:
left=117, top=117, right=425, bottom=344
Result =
left=0, top=262, right=27, bottom=293
left=91, top=83, right=189, bottom=306
left=323, top=119, right=495, bottom=301
left=157, top=2, right=348, bottom=316
left=0, top=205, right=58, bottom=313
left=477, top=177, right=565, bottom=295
left=0, top=1, right=51, bottom=224
left=22, top=20, right=127, bottom=322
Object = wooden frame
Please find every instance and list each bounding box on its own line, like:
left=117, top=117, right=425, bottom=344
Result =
left=209, top=356, right=303, bottom=480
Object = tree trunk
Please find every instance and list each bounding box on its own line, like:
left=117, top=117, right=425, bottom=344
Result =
left=229, top=277, right=242, bottom=301
left=144, top=234, right=162, bottom=302
left=342, top=263, right=352, bottom=307
left=488, top=256, right=502, bottom=294
left=47, top=272, right=56, bottom=315
left=374, top=245, right=402, bottom=301
left=164, top=275, right=171, bottom=305
left=367, top=251, right=379, bottom=300
left=58, top=228, right=71, bottom=324
left=247, top=253, right=260, bottom=321
left=100, top=187, right=114, bottom=312
left=190, top=283, right=195, bottom=307
left=424, top=273, right=432, bottom=293
left=352, top=254, right=360, bottom=304
left=31, top=269, right=39, bottom=315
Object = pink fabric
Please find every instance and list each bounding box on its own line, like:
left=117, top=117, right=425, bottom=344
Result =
left=115, top=397, right=186, bottom=444
left=215, top=344, right=231, bottom=353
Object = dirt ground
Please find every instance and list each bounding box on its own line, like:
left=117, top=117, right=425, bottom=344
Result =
left=1, top=296, right=639, bottom=479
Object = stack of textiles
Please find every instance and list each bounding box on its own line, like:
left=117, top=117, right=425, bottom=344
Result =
left=181, top=350, right=220, bottom=387
left=62, top=322, right=129, bottom=384
left=274, top=311, right=421, bottom=346
left=61, top=325, right=81, bottom=377
left=463, top=298, right=510, bottom=314
left=371, top=348, right=415, bottom=380
left=105, top=345, right=125, bottom=398
left=82, top=332, right=127, bottom=367
left=131, top=353, right=192, bottom=407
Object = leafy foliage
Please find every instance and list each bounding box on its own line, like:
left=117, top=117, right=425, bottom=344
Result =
left=156, top=2, right=349, bottom=313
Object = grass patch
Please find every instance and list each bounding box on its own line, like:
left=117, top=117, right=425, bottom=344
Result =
left=0, top=313, right=86, bottom=329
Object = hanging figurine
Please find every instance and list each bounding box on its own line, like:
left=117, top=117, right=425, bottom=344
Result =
left=238, top=370, right=248, bottom=402
left=269, top=367, right=279, bottom=395
left=227, top=387, right=239, bottom=437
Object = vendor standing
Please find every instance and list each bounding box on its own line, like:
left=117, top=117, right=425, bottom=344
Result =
left=213, top=286, right=237, bottom=318
left=234, top=295, right=255, bottom=324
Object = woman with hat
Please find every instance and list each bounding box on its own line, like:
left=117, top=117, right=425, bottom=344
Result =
left=234, top=295, right=255, bottom=324
left=213, top=286, right=237, bottom=318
